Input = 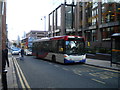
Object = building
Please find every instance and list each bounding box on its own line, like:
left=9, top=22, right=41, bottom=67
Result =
left=21, top=30, right=48, bottom=49
left=26, top=30, right=47, bottom=39
left=48, top=0, right=120, bottom=53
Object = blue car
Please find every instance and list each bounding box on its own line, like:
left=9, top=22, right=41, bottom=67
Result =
left=11, top=48, right=21, bottom=55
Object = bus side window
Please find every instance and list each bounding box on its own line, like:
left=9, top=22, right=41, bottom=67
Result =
left=51, top=40, right=58, bottom=53
left=49, top=41, right=52, bottom=52
left=58, top=40, right=64, bottom=53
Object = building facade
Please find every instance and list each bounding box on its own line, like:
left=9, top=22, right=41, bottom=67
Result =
left=48, top=0, right=120, bottom=53
left=21, top=30, right=47, bottom=49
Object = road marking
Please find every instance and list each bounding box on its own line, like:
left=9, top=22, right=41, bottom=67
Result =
left=62, top=68, right=69, bottom=71
left=49, top=63, right=52, bottom=64
left=91, top=78, right=106, bottom=84
left=74, top=72, right=82, bottom=76
left=13, top=58, right=26, bottom=89
left=103, top=69, right=120, bottom=73
left=54, top=65, right=59, bottom=67
left=14, top=58, right=31, bottom=90
left=89, top=73, right=97, bottom=76
left=73, top=70, right=82, bottom=76
left=85, top=65, right=120, bottom=73
left=13, top=58, right=31, bottom=90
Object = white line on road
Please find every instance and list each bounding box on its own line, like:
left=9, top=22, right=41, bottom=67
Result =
left=91, top=78, right=106, bottom=84
left=54, top=65, right=59, bottom=67
left=62, top=68, right=69, bottom=71
left=49, top=63, right=52, bottom=65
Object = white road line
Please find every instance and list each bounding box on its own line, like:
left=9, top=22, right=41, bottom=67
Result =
left=49, top=63, right=52, bottom=65
left=91, top=78, right=106, bottom=84
left=14, top=58, right=31, bottom=90
left=54, top=65, right=59, bottom=67
left=62, top=68, right=69, bottom=71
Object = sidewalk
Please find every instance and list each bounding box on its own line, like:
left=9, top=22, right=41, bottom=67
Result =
left=5, top=56, right=120, bottom=89
left=6, top=56, right=18, bottom=89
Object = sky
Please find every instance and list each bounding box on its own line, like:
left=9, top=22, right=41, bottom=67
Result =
left=7, top=0, right=52, bottom=41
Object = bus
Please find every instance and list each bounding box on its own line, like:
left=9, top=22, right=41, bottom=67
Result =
left=111, top=33, right=120, bottom=65
left=32, top=35, right=86, bottom=64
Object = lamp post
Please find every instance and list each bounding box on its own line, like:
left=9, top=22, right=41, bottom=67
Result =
left=41, top=16, right=46, bottom=37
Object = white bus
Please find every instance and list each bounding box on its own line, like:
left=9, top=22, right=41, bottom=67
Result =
left=32, top=35, right=86, bottom=64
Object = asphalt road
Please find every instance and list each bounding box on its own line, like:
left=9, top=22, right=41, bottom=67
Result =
left=12, top=55, right=119, bottom=89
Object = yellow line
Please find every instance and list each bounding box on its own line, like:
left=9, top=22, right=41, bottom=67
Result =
left=92, top=78, right=106, bottom=84
left=85, top=65, right=120, bottom=73
left=103, top=69, right=120, bottom=73
left=13, top=58, right=26, bottom=89
left=15, top=59, right=31, bottom=90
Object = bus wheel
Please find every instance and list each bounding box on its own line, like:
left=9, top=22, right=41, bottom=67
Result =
left=52, top=55, right=56, bottom=62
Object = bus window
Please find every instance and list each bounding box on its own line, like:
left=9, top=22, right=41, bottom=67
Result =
left=51, top=40, right=58, bottom=53
left=58, top=40, right=64, bottom=53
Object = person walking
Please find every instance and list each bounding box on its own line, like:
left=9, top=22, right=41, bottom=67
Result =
left=20, top=47, right=24, bottom=60
left=2, top=46, right=9, bottom=90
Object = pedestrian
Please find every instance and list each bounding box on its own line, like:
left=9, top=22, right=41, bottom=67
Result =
left=20, top=47, right=24, bottom=60
left=2, top=46, right=9, bottom=90
left=2, top=47, right=9, bottom=72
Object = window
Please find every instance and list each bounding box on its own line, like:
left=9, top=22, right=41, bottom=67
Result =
left=65, top=5, right=74, bottom=30
left=50, top=13, right=53, bottom=31
left=102, top=28, right=112, bottom=40
left=92, top=30, right=97, bottom=42
left=58, top=40, right=64, bottom=53
left=85, top=31, right=92, bottom=42
left=57, top=7, right=61, bottom=29
left=51, top=40, right=58, bottom=52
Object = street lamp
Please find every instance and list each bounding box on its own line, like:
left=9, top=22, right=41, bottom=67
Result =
left=41, top=16, right=46, bottom=36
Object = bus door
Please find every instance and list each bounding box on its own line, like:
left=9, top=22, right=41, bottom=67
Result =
left=111, top=33, right=120, bottom=64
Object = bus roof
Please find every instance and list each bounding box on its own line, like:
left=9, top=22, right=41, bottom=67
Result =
left=50, top=35, right=83, bottom=40
left=33, top=35, right=84, bottom=43
left=112, top=33, right=120, bottom=37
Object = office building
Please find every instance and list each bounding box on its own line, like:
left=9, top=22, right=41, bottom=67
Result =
left=48, top=0, right=120, bottom=53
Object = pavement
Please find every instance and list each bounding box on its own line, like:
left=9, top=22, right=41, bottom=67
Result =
left=0, top=54, right=120, bottom=89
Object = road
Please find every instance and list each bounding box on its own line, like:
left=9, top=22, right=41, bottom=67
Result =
left=12, top=55, right=119, bottom=89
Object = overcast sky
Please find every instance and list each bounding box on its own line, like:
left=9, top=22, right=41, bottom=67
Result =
left=7, top=0, right=52, bottom=41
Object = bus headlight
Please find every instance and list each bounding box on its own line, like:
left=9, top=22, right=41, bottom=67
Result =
left=64, top=54, right=70, bottom=60
left=83, top=55, right=86, bottom=59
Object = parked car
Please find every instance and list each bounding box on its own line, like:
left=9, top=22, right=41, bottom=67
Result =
left=11, top=48, right=21, bottom=55
left=24, top=49, right=32, bottom=56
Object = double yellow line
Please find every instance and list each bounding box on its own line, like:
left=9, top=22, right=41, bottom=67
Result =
left=13, top=57, right=31, bottom=90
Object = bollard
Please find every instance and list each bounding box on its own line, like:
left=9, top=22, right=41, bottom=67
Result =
left=2, top=69, right=8, bottom=90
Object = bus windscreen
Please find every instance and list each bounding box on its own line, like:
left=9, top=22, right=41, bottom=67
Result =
left=65, top=40, right=85, bottom=55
